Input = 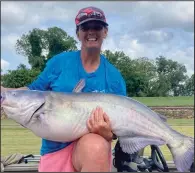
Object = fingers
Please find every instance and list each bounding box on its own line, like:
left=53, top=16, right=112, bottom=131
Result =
left=87, top=117, right=92, bottom=131
left=94, top=107, right=99, bottom=122
left=87, top=106, right=109, bottom=130
left=90, top=109, right=95, bottom=127
left=87, top=109, right=95, bottom=131
left=87, top=106, right=112, bottom=140
left=92, top=106, right=104, bottom=123
left=103, top=112, right=110, bottom=124
left=98, top=107, right=104, bottom=122
left=96, top=107, right=104, bottom=123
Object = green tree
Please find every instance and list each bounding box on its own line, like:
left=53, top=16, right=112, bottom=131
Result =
left=130, top=57, right=156, bottom=97
left=45, top=27, right=78, bottom=59
left=102, top=50, right=156, bottom=97
left=183, top=74, right=194, bottom=96
left=15, top=27, right=78, bottom=71
left=155, top=56, right=188, bottom=96
left=148, top=74, right=172, bottom=97
left=1, top=64, right=40, bottom=88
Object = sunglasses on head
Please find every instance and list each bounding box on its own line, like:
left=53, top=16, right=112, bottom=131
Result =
left=76, top=11, right=105, bottom=23
left=80, top=23, right=104, bottom=32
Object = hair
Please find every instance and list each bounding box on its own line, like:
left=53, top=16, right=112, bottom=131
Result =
left=76, top=26, right=79, bottom=34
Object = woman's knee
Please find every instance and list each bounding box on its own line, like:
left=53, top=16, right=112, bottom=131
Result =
left=89, top=134, right=111, bottom=154
left=72, top=133, right=111, bottom=171
left=79, top=133, right=111, bottom=154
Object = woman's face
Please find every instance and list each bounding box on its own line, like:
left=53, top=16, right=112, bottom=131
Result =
left=77, top=21, right=108, bottom=51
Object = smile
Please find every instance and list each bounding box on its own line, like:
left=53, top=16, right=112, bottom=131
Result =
left=87, top=38, right=97, bottom=41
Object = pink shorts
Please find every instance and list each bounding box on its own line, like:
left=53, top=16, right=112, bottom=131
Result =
left=38, top=141, right=112, bottom=172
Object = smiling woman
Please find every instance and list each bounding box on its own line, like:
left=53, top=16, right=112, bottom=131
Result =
left=77, top=22, right=107, bottom=50
left=77, top=22, right=106, bottom=45
left=75, top=7, right=109, bottom=74
left=1, top=6, right=127, bottom=172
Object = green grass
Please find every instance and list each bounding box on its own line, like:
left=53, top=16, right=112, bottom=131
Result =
left=167, top=118, right=194, bottom=126
left=133, top=96, right=194, bottom=106
left=1, top=118, right=194, bottom=161
left=1, top=119, right=41, bottom=156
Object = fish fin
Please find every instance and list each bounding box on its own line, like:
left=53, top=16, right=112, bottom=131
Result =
left=73, top=79, right=85, bottom=93
left=168, top=136, right=194, bottom=172
left=157, top=113, right=167, bottom=122
left=19, top=124, right=27, bottom=128
left=119, top=136, right=166, bottom=154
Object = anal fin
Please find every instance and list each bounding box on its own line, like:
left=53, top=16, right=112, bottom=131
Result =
left=119, top=136, right=166, bottom=154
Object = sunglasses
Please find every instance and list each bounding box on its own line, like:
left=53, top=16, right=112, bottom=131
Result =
left=80, top=23, right=104, bottom=32
left=76, top=11, right=105, bottom=23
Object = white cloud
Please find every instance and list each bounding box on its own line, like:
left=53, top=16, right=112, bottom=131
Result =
left=165, top=47, right=194, bottom=76
left=136, top=30, right=174, bottom=44
left=1, top=34, right=20, bottom=53
left=1, top=1, right=194, bottom=34
left=1, top=1, right=194, bottom=76
left=102, top=36, right=119, bottom=52
left=1, top=2, right=26, bottom=26
left=1, top=59, right=10, bottom=72
left=127, top=1, right=194, bottom=32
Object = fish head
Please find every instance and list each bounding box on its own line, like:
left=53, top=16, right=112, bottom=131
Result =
left=1, top=90, right=45, bottom=125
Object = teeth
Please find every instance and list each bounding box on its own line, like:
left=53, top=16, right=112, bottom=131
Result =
left=87, top=38, right=97, bottom=41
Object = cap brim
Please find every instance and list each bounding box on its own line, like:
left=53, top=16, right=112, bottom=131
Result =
left=77, top=18, right=108, bottom=26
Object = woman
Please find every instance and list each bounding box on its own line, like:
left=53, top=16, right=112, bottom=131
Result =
left=1, top=6, right=127, bottom=172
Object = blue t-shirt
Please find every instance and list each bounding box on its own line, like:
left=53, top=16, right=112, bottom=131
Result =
left=28, top=50, right=126, bottom=156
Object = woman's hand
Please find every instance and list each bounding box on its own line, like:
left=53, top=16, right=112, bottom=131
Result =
left=87, top=106, right=113, bottom=141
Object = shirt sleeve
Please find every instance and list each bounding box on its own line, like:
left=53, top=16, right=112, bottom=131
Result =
left=27, top=57, right=60, bottom=91
left=118, top=76, right=127, bottom=96
left=104, top=58, right=127, bottom=97
left=112, top=74, right=127, bottom=96
left=108, top=71, right=127, bottom=96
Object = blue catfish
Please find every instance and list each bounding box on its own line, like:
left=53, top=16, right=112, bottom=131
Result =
left=1, top=89, right=194, bottom=172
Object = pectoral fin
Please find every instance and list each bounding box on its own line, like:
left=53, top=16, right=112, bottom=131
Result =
left=19, top=124, right=27, bottom=128
left=119, top=136, right=166, bottom=154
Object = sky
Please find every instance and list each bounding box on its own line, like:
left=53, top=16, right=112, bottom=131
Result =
left=1, top=1, right=194, bottom=76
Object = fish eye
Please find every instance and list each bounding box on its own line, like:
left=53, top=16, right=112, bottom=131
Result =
left=12, top=92, right=17, bottom=96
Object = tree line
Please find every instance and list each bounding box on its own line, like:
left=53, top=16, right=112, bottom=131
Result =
left=1, top=27, right=194, bottom=97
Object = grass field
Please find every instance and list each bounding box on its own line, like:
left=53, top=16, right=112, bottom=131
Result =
left=133, top=96, right=194, bottom=106
left=1, top=118, right=194, bottom=161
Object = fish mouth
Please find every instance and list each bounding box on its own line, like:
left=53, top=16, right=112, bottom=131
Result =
left=1, top=92, right=6, bottom=105
left=1, top=95, right=4, bottom=104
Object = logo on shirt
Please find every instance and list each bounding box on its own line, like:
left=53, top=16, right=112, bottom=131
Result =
left=92, top=89, right=105, bottom=93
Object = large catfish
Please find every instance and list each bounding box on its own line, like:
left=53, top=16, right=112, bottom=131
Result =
left=1, top=86, right=194, bottom=172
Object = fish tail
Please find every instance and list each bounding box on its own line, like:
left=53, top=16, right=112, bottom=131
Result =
left=168, top=135, right=194, bottom=172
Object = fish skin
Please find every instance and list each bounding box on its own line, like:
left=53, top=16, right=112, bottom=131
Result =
left=1, top=90, right=194, bottom=172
